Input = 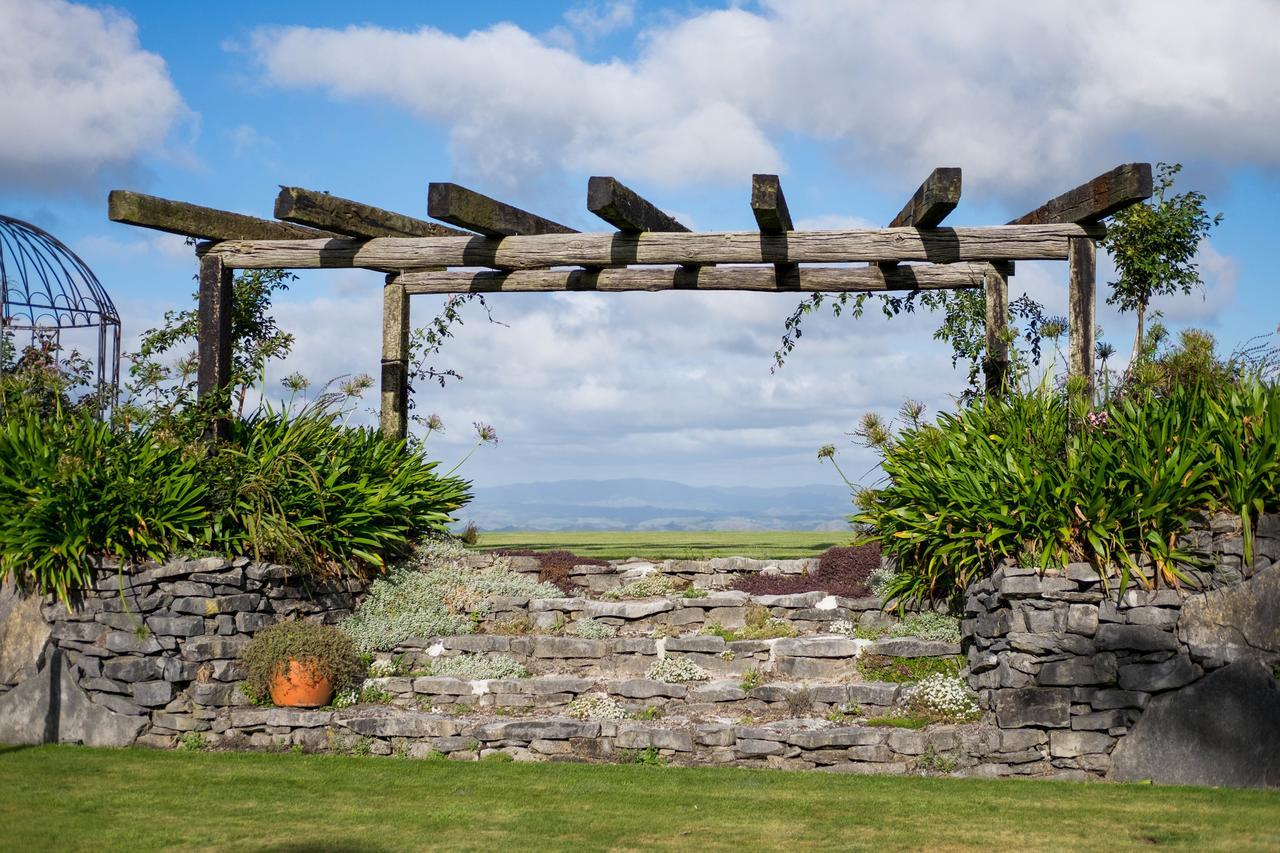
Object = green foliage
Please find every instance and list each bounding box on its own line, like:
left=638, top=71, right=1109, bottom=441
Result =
left=887, top=613, right=962, bottom=644
left=631, top=705, right=664, bottom=721
left=863, top=714, right=933, bottom=729
left=619, top=746, right=667, bottom=766
left=240, top=619, right=366, bottom=704
left=341, top=541, right=562, bottom=652
left=417, top=654, right=529, bottom=680
left=702, top=605, right=796, bottom=641
left=739, top=667, right=763, bottom=691
left=856, top=376, right=1280, bottom=605
left=1103, top=163, right=1222, bottom=364
left=603, top=574, right=686, bottom=599
left=856, top=655, right=965, bottom=684
left=177, top=733, right=209, bottom=752
left=572, top=618, right=618, bottom=639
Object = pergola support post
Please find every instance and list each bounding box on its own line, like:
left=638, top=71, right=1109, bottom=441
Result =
left=380, top=276, right=410, bottom=440
left=983, top=262, right=1011, bottom=395
left=1068, top=236, right=1097, bottom=401
left=197, top=253, right=234, bottom=440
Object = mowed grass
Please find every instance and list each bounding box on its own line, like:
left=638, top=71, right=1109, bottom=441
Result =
left=3, top=746, right=1279, bottom=852
left=474, top=530, right=846, bottom=560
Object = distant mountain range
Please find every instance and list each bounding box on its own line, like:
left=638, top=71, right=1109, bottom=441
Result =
left=459, top=478, right=854, bottom=531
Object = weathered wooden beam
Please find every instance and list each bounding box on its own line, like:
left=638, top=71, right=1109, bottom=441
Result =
left=275, top=186, right=470, bottom=238
left=109, top=190, right=331, bottom=241
left=587, top=177, right=688, bottom=233
left=1010, top=163, right=1152, bottom=225
left=891, top=167, right=962, bottom=228
left=380, top=277, right=410, bottom=440
left=751, top=174, right=793, bottom=234
left=197, top=254, right=233, bottom=440
left=393, top=263, right=993, bottom=294
left=984, top=262, right=1011, bottom=395
left=204, top=224, right=1100, bottom=271
left=427, top=182, right=576, bottom=237
left=1068, top=236, right=1097, bottom=398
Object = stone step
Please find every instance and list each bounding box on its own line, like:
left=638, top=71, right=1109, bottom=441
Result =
left=480, top=590, right=903, bottom=636
left=200, top=706, right=1048, bottom=777
left=390, top=633, right=960, bottom=682
left=469, top=553, right=823, bottom=595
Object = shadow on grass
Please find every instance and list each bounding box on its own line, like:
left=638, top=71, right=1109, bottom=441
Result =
left=261, top=844, right=389, bottom=853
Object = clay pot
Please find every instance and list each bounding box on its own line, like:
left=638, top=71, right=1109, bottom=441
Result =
left=269, top=658, right=334, bottom=708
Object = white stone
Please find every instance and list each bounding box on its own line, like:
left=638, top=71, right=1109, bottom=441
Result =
left=815, top=595, right=840, bottom=611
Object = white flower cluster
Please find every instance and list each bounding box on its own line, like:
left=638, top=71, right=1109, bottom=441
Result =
left=420, top=653, right=529, bottom=680
left=829, top=619, right=856, bottom=636
left=889, top=613, right=962, bottom=644
left=367, top=658, right=398, bottom=678
left=605, top=574, right=682, bottom=600
left=573, top=618, right=618, bottom=639
left=331, top=688, right=359, bottom=709
left=869, top=564, right=899, bottom=601
left=646, top=656, right=708, bottom=683
left=566, top=693, right=627, bottom=721
left=906, top=674, right=981, bottom=722
left=341, top=541, right=562, bottom=652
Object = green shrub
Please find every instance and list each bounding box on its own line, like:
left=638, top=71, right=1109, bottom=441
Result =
left=856, top=654, right=964, bottom=684
left=240, top=619, right=365, bottom=704
left=703, top=605, right=796, bottom=641
left=864, top=714, right=933, bottom=729
left=341, top=541, right=561, bottom=652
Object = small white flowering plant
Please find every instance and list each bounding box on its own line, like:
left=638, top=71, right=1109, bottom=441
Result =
left=904, top=674, right=981, bottom=723
left=646, top=656, right=708, bottom=683
left=566, top=693, right=627, bottom=721
left=573, top=618, right=618, bottom=639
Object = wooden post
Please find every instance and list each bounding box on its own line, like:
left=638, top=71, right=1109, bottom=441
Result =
left=984, top=262, right=1011, bottom=395
left=380, top=277, right=410, bottom=440
left=1068, top=237, right=1097, bottom=400
left=197, top=253, right=234, bottom=439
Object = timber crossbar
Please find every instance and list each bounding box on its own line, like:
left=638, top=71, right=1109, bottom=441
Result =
left=199, top=224, right=1101, bottom=271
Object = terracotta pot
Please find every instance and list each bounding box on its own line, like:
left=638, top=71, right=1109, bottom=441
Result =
left=269, top=658, right=334, bottom=708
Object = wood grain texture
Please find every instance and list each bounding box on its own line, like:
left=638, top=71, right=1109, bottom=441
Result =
left=1011, top=163, right=1152, bottom=225
left=587, top=177, right=688, bottom=233
left=392, top=263, right=993, bottom=294
left=983, top=262, right=1011, bottom=395
left=197, top=254, right=233, bottom=439
left=1068, top=236, right=1097, bottom=395
left=204, top=224, right=1101, bottom=270
left=890, top=167, right=962, bottom=228
left=380, top=279, right=410, bottom=440
left=751, top=174, right=793, bottom=234
left=109, top=190, right=331, bottom=241
left=427, top=182, right=576, bottom=237
left=275, top=186, right=469, bottom=238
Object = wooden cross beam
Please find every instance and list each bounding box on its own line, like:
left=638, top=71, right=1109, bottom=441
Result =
left=275, top=186, right=471, bottom=238
left=392, top=263, right=995, bottom=294
left=890, top=167, right=962, bottom=228
left=427, top=182, right=576, bottom=237
left=587, top=177, right=689, bottom=233
left=1010, top=163, right=1152, bottom=225
left=109, top=190, right=334, bottom=241
left=203, top=224, right=1102, bottom=270
left=751, top=174, right=793, bottom=234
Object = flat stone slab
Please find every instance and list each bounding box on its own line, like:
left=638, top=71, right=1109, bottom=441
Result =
left=1178, top=565, right=1280, bottom=666
left=774, top=637, right=862, bottom=658
left=866, top=638, right=961, bottom=657
left=583, top=599, right=674, bottom=619
left=607, top=679, right=687, bottom=699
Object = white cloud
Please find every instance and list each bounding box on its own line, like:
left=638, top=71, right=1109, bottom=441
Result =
left=0, top=0, right=188, bottom=191
left=250, top=1, right=1280, bottom=203
left=565, top=1, right=636, bottom=39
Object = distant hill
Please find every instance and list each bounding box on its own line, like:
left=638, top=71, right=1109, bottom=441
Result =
left=458, top=478, right=853, bottom=532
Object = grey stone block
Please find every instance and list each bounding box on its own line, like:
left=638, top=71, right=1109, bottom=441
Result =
left=182, top=635, right=250, bottom=661
left=147, top=615, right=204, bottom=637
left=776, top=637, right=863, bottom=658
left=1038, top=654, right=1116, bottom=687
left=737, top=738, right=786, bottom=756
left=235, top=612, right=274, bottom=633
left=583, top=599, right=674, bottom=619
left=608, top=679, right=687, bottom=699
left=664, top=636, right=725, bottom=653
left=993, top=687, right=1071, bottom=728
left=131, top=680, right=174, bottom=707
left=0, top=655, right=145, bottom=746
left=846, top=682, right=900, bottom=706
left=475, top=719, right=599, bottom=741
left=169, top=581, right=214, bottom=597
left=1117, top=655, right=1200, bottom=693
left=1050, top=730, right=1116, bottom=758
left=866, top=638, right=960, bottom=658
left=342, top=713, right=457, bottom=738
left=1178, top=564, right=1280, bottom=666
left=1070, top=709, right=1128, bottom=730
left=688, top=682, right=746, bottom=703
left=531, top=637, right=607, bottom=659
left=788, top=727, right=886, bottom=749
left=1065, top=604, right=1099, bottom=636
left=103, top=656, right=164, bottom=683
left=1089, top=689, right=1149, bottom=710
left=1096, top=624, right=1179, bottom=653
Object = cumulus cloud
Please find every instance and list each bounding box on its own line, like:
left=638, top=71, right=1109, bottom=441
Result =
left=0, top=0, right=188, bottom=192
left=251, top=1, right=1280, bottom=202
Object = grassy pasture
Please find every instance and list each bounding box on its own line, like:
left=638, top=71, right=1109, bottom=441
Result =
left=473, top=530, right=846, bottom=560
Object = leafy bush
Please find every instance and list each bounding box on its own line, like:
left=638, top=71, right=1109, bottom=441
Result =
left=888, top=613, right=962, bottom=644
left=646, top=656, right=708, bottom=683
left=856, top=378, right=1280, bottom=605
left=418, top=654, right=528, bottom=680
left=731, top=544, right=881, bottom=597
left=341, top=541, right=562, bottom=652
left=573, top=618, right=618, bottom=639
left=240, top=619, right=365, bottom=704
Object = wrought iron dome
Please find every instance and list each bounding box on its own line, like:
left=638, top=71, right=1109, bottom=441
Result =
left=0, top=213, right=121, bottom=409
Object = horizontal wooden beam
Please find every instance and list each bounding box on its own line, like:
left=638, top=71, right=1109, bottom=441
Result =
left=109, top=190, right=332, bottom=241
left=587, top=177, right=688, bottom=233
left=1010, top=163, right=1152, bottom=225
left=394, top=263, right=997, bottom=294
left=275, top=186, right=470, bottom=238
left=751, top=174, right=793, bottom=234
left=203, top=225, right=1094, bottom=270
left=427, top=182, right=576, bottom=237
left=890, top=167, right=961, bottom=227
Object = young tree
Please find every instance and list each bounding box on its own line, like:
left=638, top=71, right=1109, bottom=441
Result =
left=1102, top=162, right=1222, bottom=367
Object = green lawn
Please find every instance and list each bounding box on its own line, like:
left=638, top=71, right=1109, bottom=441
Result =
left=4, top=746, right=1278, bottom=852
left=474, top=530, right=847, bottom=560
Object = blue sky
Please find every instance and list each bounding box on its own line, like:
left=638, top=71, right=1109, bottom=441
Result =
left=2, top=0, right=1278, bottom=491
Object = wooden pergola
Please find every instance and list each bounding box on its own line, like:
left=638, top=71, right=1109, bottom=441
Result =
left=107, top=163, right=1152, bottom=440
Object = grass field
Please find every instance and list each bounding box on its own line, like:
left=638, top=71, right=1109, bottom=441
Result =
left=474, top=530, right=848, bottom=560
left=4, top=746, right=1278, bottom=852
